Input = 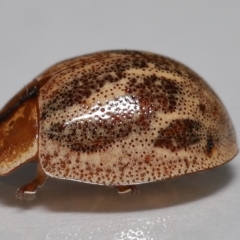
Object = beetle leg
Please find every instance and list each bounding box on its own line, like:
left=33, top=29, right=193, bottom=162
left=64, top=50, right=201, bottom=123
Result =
left=116, top=185, right=140, bottom=194
left=15, top=164, right=47, bottom=201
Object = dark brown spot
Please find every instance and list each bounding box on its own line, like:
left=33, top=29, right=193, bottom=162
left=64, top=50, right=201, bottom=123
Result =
left=184, top=158, right=190, bottom=169
left=198, top=103, right=206, bottom=115
left=154, top=119, right=202, bottom=151
left=144, top=155, right=152, bottom=164
left=206, top=134, right=215, bottom=156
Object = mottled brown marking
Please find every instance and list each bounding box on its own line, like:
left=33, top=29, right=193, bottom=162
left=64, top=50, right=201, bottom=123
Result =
left=41, top=53, right=152, bottom=119
left=45, top=72, right=182, bottom=153
left=154, top=119, right=202, bottom=151
left=126, top=75, right=181, bottom=113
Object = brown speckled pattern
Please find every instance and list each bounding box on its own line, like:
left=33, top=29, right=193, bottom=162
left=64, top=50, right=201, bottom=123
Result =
left=36, top=50, right=237, bottom=185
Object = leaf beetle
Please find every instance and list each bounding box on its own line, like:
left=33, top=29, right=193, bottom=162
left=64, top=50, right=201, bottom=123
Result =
left=0, top=50, right=238, bottom=200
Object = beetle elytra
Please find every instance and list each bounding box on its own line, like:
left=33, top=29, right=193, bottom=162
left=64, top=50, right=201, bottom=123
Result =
left=0, top=50, right=238, bottom=200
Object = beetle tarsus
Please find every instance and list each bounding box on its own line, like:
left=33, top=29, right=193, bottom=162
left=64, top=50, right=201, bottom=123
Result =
left=15, top=189, right=37, bottom=201
left=15, top=164, right=47, bottom=201
left=116, top=185, right=140, bottom=194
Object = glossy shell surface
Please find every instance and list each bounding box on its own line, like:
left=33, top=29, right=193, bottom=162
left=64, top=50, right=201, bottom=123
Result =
left=0, top=50, right=238, bottom=187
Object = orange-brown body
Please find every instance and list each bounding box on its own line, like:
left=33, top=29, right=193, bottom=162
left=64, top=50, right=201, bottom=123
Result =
left=0, top=50, right=238, bottom=200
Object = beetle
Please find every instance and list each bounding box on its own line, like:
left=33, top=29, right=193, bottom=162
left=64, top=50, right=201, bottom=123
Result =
left=0, top=50, right=238, bottom=200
